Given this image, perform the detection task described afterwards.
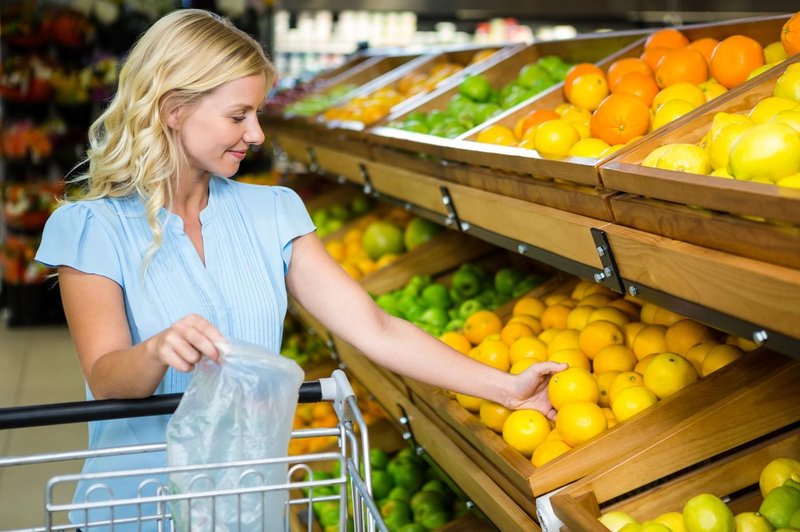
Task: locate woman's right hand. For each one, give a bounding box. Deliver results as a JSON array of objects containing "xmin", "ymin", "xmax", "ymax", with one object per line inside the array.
[{"xmin": 147, "ymin": 314, "xmax": 225, "ymax": 372}]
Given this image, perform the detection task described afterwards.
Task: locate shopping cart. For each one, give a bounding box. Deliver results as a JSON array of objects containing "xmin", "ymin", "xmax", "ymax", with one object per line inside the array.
[{"xmin": 0, "ymin": 369, "xmax": 387, "ymax": 532}]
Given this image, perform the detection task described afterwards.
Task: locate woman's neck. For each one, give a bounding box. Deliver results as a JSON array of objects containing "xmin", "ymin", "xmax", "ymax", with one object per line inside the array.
[{"xmin": 170, "ymin": 174, "xmax": 211, "ymax": 219}]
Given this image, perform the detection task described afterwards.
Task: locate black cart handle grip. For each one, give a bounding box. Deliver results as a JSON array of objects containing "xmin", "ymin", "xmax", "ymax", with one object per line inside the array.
[{"xmin": 0, "ymin": 380, "xmax": 323, "ymax": 430}]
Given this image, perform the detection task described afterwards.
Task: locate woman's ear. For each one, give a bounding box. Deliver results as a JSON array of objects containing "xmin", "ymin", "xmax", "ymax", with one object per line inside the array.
[{"xmin": 165, "ymin": 104, "xmax": 181, "ymax": 130}]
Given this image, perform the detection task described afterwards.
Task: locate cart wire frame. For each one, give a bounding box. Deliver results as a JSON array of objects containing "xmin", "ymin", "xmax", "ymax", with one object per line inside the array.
[{"xmin": 0, "ymin": 369, "xmax": 388, "ymax": 532}]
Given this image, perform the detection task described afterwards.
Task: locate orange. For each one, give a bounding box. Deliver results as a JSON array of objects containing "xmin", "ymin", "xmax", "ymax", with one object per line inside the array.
[
  {"xmin": 510, "ymin": 358, "xmax": 539, "ymax": 375},
  {"xmin": 476, "ymin": 125, "xmax": 517, "ymax": 146},
  {"xmin": 538, "ymin": 328, "xmax": 561, "ymax": 345},
  {"xmin": 455, "ymin": 392, "xmax": 483, "ymax": 412},
  {"xmin": 502, "ymin": 409, "xmax": 551, "ymax": 457},
  {"xmin": 534, "ymin": 119, "xmax": 581, "ymax": 158},
  {"xmin": 640, "ymin": 46, "xmax": 672, "ymax": 71},
  {"xmin": 634, "ymin": 353, "xmax": 658, "ymax": 375},
  {"xmin": 555, "ymin": 401, "xmax": 608, "ymax": 447},
  {"xmin": 474, "ymin": 338, "xmax": 511, "ymax": 372},
  {"xmin": 607, "ymin": 298, "xmax": 641, "ymax": 321},
  {"xmin": 710, "ymin": 35, "xmax": 765, "ymax": 89},
  {"xmin": 701, "ymin": 344, "xmax": 744, "ymax": 376},
  {"xmin": 547, "ymin": 367, "xmax": 600, "ymax": 410},
  {"xmin": 590, "ymin": 93, "xmax": 651, "ymax": 145},
  {"xmin": 685, "ymin": 341, "xmax": 720, "ymax": 373},
  {"xmin": 547, "ymin": 328, "xmax": 581, "ymax": 357},
  {"xmin": 568, "ymin": 73, "xmax": 609, "ymax": 111},
  {"xmin": 507, "ymin": 315, "xmax": 542, "ymax": 335},
  {"xmin": 578, "ymin": 320, "xmax": 625, "ymax": 360},
  {"xmin": 531, "ymin": 439, "xmax": 572, "ymax": 467},
  {"xmin": 664, "ymin": 319, "xmax": 717, "ymax": 356},
  {"xmin": 500, "ymin": 322, "xmax": 536, "ymax": 347},
  {"xmin": 509, "ymin": 336, "xmax": 549, "ymax": 365},
  {"xmin": 688, "ymin": 37, "xmax": 720, "ymax": 63},
  {"xmin": 645, "ymin": 28, "xmax": 690, "ymax": 50},
  {"xmin": 624, "ymin": 321, "xmax": 647, "ymax": 348},
  {"xmin": 655, "ymin": 47, "xmax": 709, "ymax": 88},
  {"xmin": 595, "ymin": 370, "xmax": 622, "ymax": 407},
  {"xmin": 513, "ymin": 296, "xmax": 547, "ymax": 318},
  {"xmin": 544, "ymin": 293, "xmax": 573, "ymax": 306},
  {"xmin": 545, "ymin": 427, "xmax": 564, "ymax": 442},
  {"xmin": 783, "ymin": 12, "xmax": 800, "ymax": 56},
  {"xmin": 463, "ymin": 310, "xmax": 503, "ymax": 344},
  {"xmin": 540, "ymin": 304, "xmax": 572, "ymax": 330},
  {"xmin": 564, "ymin": 63, "xmax": 605, "ymax": 99},
  {"xmin": 519, "ymin": 109, "xmax": 562, "ymax": 139},
  {"xmin": 607, "ymin": 58, "xmax": 654, "ymax": 90},
  {"xmin": 613, "ymin": 71, "xmax": 660, "ymax": 106},
  {"xmin": 631, "ymin": 324, "xmax": 668, "ymax": 360},
  {"xmin": 439, "ymin": 331, "xmax": 473, "ymax": 355},
  {"xmin": 587, "ymin": 307, "xmax": 632, "ymax": 328},
  {"xmin": 651, "ymin": 306, "xmax": 685, "ymax": 327},
  {"xmin": 566, "ymin": 305, "xmax": 596, "ymax": 331},
  {"xmin": 642, "ymin": 352, "xmax": 698, "ymax": 398},
  {"xmin": 479, "ymin": 400, "xmax": 512, "ymax": 433},
  {"xmin": 601, "ymin": 407, "xmax": 618, "ymax": 428},
  {"xmin": 570, "ymin": 280, "xmax": 594, "ymax": 300},
  {"xmin": 639, "ymin": 302, "xmax": 659, "ymax": 324},
  {"xmin": 548, "ymin": 348, "xmax": 592, "ymax": 371},
  {"xmin": 611, "ymin": 385, "xmax": 658, "ymax": 422},
  {"xmin": 578, "ymin": 294, "xmax": 614, "ymax": 308},
  {"xmin": 608, "ymin": 371, "xmax": 645, "ymax": 405},
  {"xmin": 593, "ymin": 344, "xmax": 637, "ymax": 374}
]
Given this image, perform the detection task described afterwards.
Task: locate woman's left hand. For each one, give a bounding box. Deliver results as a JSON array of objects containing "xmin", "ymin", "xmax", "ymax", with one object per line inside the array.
[{"xmin": 505, "ymin": 361, "xmax": 568, "ymax": 421}]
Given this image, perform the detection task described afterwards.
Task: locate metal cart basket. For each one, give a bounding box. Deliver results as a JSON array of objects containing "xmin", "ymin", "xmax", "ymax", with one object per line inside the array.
[{"xmin": 0, "ymin": 369, "xmax": 387, "ymax": 532}]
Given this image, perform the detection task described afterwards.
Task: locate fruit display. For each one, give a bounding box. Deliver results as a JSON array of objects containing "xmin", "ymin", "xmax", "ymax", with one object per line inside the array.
[
  {"xmin": 321, "ymin": 48, "xmax": 502, "ymax": 127},
  {"xmin": 309, "ymin": 194, "xmax": 375, "ymax": 238},
  {"xmin": 285, "ymin": 83, "xmax": 358, "ymax": 117},
  {"xmin": 389, "ymin": 56, "xmax": 573, "ymax": 139},
  {"xmin": 280, "ymin": 313, "xmax": 331, "ymax": 369}
]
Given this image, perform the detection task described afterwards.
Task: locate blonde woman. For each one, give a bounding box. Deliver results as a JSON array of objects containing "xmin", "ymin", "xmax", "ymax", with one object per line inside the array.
[{"xmin": 36, "ymin": 8, "xmax": 565, "ymax": 529}]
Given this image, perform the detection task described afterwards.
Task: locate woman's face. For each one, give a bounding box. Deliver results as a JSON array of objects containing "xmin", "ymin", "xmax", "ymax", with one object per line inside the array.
[{"xmin": 172, "ymin": 74, "xmax": 267, "ymax": 180}]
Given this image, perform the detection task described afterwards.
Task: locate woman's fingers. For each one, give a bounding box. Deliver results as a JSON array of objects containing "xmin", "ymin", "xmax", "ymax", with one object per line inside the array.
[{"xmin": 156, "ymin": 315, "xmax": 225, "ymax": 370}]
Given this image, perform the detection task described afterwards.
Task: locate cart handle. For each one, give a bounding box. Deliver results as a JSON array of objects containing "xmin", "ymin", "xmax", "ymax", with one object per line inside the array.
[{"xmin": 0, "ymin": 380, "xmax": 324, "ymax": 430}]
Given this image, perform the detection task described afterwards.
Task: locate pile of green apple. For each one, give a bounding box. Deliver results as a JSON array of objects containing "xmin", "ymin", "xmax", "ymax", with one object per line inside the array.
[
  {"xmin": 391, "ymin": 55, "xmax": 573, "ymax": 138},
  {"xmin": 374, "ymin": 264, "xmax": 544, "ymax": 337},
  {"xmin": 285, "ymin": 84, "xmax": 357, "ymax": 117},
  {"xmin": 310, "ymin": 195, "xmax": 374, "ymax": 238}
]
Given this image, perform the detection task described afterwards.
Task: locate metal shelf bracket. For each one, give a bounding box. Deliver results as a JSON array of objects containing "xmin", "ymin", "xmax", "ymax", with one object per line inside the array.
[
  {"xmin": 590, "ymin": 228, "xmax": 625, "ymax": 294},
  {"xmin": 325, "ymin": 335, "xmax": 346, "ymax": 370},
  {"xmin": 306, "ymin": 146, "xmax": 320, "ymax": 174},
  {"xmin": 359, "ymin": 163, "xmax": 379, "ymax": 198},
  {"xmin": 439, "ymin": 186, "xmax": 466, "ymax": 231}
]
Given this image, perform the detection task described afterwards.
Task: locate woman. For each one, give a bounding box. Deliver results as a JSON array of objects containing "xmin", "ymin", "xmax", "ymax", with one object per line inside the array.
[{"xmin": 36, "ymin": 8, "xmax": 565, "ymax": 529}]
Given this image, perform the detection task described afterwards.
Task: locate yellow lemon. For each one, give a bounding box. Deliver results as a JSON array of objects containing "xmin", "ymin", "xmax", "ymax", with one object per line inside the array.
[
  {"xmin": 568, "ymin": 137, "xmax": 611, "ymax": 158},
  {"xmin": 765, "ymin": 41, "xmax": 790, "ymax": 63},
  {"xmin": 653, "ymin": 512, "xmax": 688, "ymax": 532},
  {"xmin": 598, "ymin": 511, "xmax": 638, "ymax": 532},
  {"xmin": 631, "ymin": 324, "xmax": 668, "ymax": 360},
  {"xmin": 509, "ymin": 336, "xmax": 548, "ymax": 365},
  {"xmin": 728, "ymin": 123, "xmax": 800, "ymax": 182},
  {"xmin": 531, "ymin": 439, "xmax": 572, "ymax": 467},
  {"xmin": 548, "ymin": 348, "xmax": 592, "ymax": 371},
  {"xmin": 708, "ymin": 123, "xmax": 752, "ymax": 170},
  {"xmin": 774, "ymin": 71, "xmax": 800, "ymax": 102},
  {"xmin": 624, "ymin": 322, "xmax": 647, "ymax": 349},
  {"xmin": 643, "ymin": 143, "xmax": 711, "ymax": 174},
  {"xmin": 534, "ymin": 119, "xmax": 582, "ymax": 159},
  {"xmin": 547, "ymin": 367, "xmax": 600, "ymax": 410},
  {"xmin": 579, "ymin": 320, "xmax": 625, "ymax": 360},
  {"xmin": 547, "ymin": 328, "xmax": 581, "ymax": 357},
  {"xmin": 611, "ymin": 385, "xmax": 658, "ymax": 422},
  {"xmin": 701, "ymin": 344, "xmax": 744, "ymax": 376},
  {"xmin": 651, "ymin": 100, "xmax": 696, "ymax": 131},
  {"xmin": 653, "ymin": 82, "xmax": 706, "ymax": 110},
  {"xmin": 698, "ymin": 79, "xmax": 728, "ymax": 102},
  {"xmin": 608, "ymin": 371, "xmax": 644, "ymax": 405},
  {"xmin": 777, "ymin": 173, "xmax": 800, "ymax": 187},
  {"xmin": 664, "ymin": 319, "xmax": 718, "ymax": 356},
  {"xmin": 587, "ymin": 306, "xmax": 631, "ymax": 328},
  {"xmin": 747, "ymin": 62, "xmax": 781, "ymax": 81},
  {"xmin": 567, "ymin": 305, "xmax": 596, "ymax": 331},
  {"xmin": 685, "ymin": 341, "xmax": 720, "ymax": 373},
  {"xmin": 748, "ymin": 96, "xmax": 798, "ymax": 124},
  {"xmin": 455, "ymin": 392, "xmax": 483, "ymax": 412},
  {"xmin": 642, "ymin": 352, "xmax": 699, "ymax": 398},
  {"xmin": 759, "ymin": 457, "xmax": 800, "ymax": 497},
  {"xmin": 595, "ymin": 370, "xmax": 622, "ymax": 407},
  {"xmin": 479, "ymin": 400, "xmax": 512, "ymax": 433},
  {"xmin": 770, "ymin": 109, "xmax": 800, "ymax": 134},
  {"xmin": 502, "ymin": 409, "xmax": 551, "ymax": 457},
  {"xmin": 593, "ymin": 344, "xmax": 638, "ymax": 374},
  {"xmin": 512, "ymin": 296, "xmax": 547, "ymax": 318},
  {"xmin": 556, "ymin": 401, "xmax": 608, "ymax": 446}
]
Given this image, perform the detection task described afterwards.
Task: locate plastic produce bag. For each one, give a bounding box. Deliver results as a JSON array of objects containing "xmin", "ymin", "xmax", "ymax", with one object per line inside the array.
[{"xmin": 166, "ymin": 340, "xmax": 304, "ymax": 531}]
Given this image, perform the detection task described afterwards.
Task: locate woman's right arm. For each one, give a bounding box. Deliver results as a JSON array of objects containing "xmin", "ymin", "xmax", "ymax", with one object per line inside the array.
[{"xmin": 58, "ymin": 266, "xmax": 224, "ymax": 399}]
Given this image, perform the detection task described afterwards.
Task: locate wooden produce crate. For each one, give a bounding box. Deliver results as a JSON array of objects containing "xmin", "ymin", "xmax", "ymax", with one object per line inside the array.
[
  {"xmin": 437, "ymin": 14, "xmax": 789, "ymax": 189},
  {"xmin": 610, "ymin": 193, "xmax": 800, "ymax": 270},
  {"xmin": 550, "ymin": 425, "xmax": 800, "ymax": 531},
  {"xmin": 600, "ymin": 42, "xmax": 800, "ymax": 227},
  {"xmin": 365, "ymin": 30, "xmax": 647, "ymax": 180}
]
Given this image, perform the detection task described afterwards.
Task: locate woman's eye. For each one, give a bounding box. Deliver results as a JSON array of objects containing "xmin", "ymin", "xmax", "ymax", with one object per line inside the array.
[{"xmin": 232, "ymin": 116, "xmax": 245, "ymax": 123}]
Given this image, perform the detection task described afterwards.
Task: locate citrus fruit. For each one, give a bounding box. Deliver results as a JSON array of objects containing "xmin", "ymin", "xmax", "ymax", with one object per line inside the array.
[
  {"xmin": 613, "ymin": 71, "xmax": 660, "ymax": 106},
  {"xmin": 579, "ymin": 320, "xmax": 625, "ymax": 360},
  {"xmin": 463, "ymin": 310, "xmax": 503, "ymax": 345},
  {"xmin": 590, "ymin": 93, "xmax": 651, "ymax": 145},
  {"xmin": 701, "ymin": 344, "xmax": 746, "ymax": 377},
  {"xmin": 642, "ymin": 143, "xmax": 711, "ymax": 174},
  {"xmin": 760, "ymin": 484, "xmax": 800, "ymax": 529},
  {"xmin": 403, "ymin": 217, "xmax": 442, "ymax": 250},
  {"xmin": 651, "ymin": 100, "xmax": 697, "ymax": 131},
  {"xmin": 539, "ymin": 328, "xmax": 561, "ymax": 345},
  {"xmin": 567, "ymin": 305, "xmax": 596, "ymax": 330},
  {"xmin": 607, "ymin": 58, "xmax": 654, "ymax": 89},
  {"xmin": 547, "ymin": 366, "xmax": 600, "ymax": 410},
  {"xmin": 455, "ymin": 392, "xmax": 482, "ymax": 412},
  {"xmin": 518, "ymin": 109, "xmax": 562, "ymax": 138},
  {"xmin": 548, "ymin": 348, "xmax": 592, "ymax": 371},
  {"xmin": 608, "ymin": 371, "xmax": 645, "ymax": 405},
  {"xmin": 749, "ymin": 97, "xmax": 799, "ymax": 124},
  {"xmin": 665, "ymin": 319, "xmax": 717, "ymax": 356},
  {"xmin": 632, "ymin": 324, "xmax": 668, "ymax": 360},
  {"xmin": 439, "ymin": 331, "xmax": 472, "ymax": 355},
  {"xmin": 479, "ymin": 400, "xmax": 512, "ymax": 433},
  {"xmin": 729, "ymin": 123, "xmax": 800, "ymax": 182},
  {"xmin": 534, "ymin": 119, "xmax": 581, "ymax": 158},
  {"xmin": 634, "ymin": 353, "xmax": 658, "ymax": 375},
  {"xmin": 655, "ymin": 47, "xmax": 709, "ymax": 88},
  {"xmin": 773, "ymin": 71, "xmax": 800, "ymax": 103},
  {"xmin": 594, "ymin": 344, "xmax": 638, "ymax": 374},
  {"xmin": 564, "ymin": 63, "xmax": 605, "ymax": 99},
  {"xmin": 708, "ymin": 123, "xmax": 752, "ymax": 171},
  {"xmin": 642, "ymin": 352, "xmax": 698, "ymax": 398},
  {"xmin": 684, "ymin": 341, "xmax": 720, "ymax": 373},
  {"xmin": 688, "ymin": 37, "xmax": 720, "ymax": 63},
  {"xmin": 734, "ymin": 511, "xmax": 774, "ymax": 532},
  {"xmin": 473, "ymin": 338, "xmax": 511, "ymax": 371},
  {"xmin": 513, "ymin": 296, "xmax": 546, "ymax": 318},
  {"xmin": 646, "ymin": 28, "xmax": 690, "ymax": 50},
  {"xmin": 502, "ymin": 409, "xmax": 551, "ymax": 456},
  {"xmin": 500, "ymin": 322, "xmax": 536, "ymax": 347},
  {"xmin": 556, "ymin": 401, "xmax": 608, "ymax": 446},
  {"xmin": 771, "ymin": 110, "xmax": 800, "ymax": 134},
  {"xmin": 611, "ymin": 385, "xmax": 658, "ymax": 421},
  {"xmin": 683, "ymin": 493, "xmax": 735, "ymax": 532},
  {"xmin": 510, "ymin": 358, "xmax": 539, "ymax": 375},
  {"xmin": 710, "ymin": 35, "xmax": 766, "ymax": 89},
  {"xmin": 625, "ymin": 322, "xmax": 648, "ymax": 348},
  {"xmin": 476, "ymin": 124, "xmax": 517, "ymax": 146},
  {"xmin": 569, "ymin": 138, "xmax": 611, "ymax": 159},
  {"xmin": 765, "ymin": 41, "xmax": 789, "ymax": 63},
  {"xmin": 653, "ymin": 82, "xmax": 707, "ymax": 110},
  {"xmin": 599, "ymin": 511, "xmax": 638, "ymax": 532},
  {"xmin": 596, "ymin": 370, "xmax": 622, "ymax": 407},
  {"xmin": 362, "ymin": 221, "xmax": 405, "ymax": 260},
  {"xmin": 782, "ymin": 12, "xmax": 800, "ymax": 56},
  {"xmin": 531, "ymin": 439, "xmax": 572, "ymax": 467},
  {"xmin": 699, "ymin": 79, "xmax": 729, "ymax": 101},
  {"xmin": 760, "ymin": 457, "xmax": 800, "ymax": 497},
  {"xmin": 601, "ymin": 406, "xmax": 618, "ymax": 428},
  {"xmin": 653, "ymin": 511, "xmax": 688, "ymax": 532},
  {"xmin": 588, "ymin": 307, "xmax": 632, "ymax": 328},
  {"xmin": 641, "ymin": 46, "xmax": 672, "ymax": 72},
  {"xmin": 547, "ymin": 328, "xmax": 582, "ymax": 356},
  {"xmin": 568, "ymin": 73, "xmax": 610, "ymax": 111},
  {"xmin": 652, "ymin": 306, "xmax": 685, "ymax": 327}
]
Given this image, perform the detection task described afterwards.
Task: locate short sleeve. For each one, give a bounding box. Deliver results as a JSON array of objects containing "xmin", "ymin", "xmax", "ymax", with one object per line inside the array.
[
  {"xmin": 272, "ymin": 186, "xmax": 316, "ymax": 274},
  {"xmin": 35, "ymin": 202, "xmax": 123, "ymax": 285}
]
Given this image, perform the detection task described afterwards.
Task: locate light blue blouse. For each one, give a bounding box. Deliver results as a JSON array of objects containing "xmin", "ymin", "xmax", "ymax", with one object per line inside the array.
[{"xmin": 35, "ymin": 176, "xmax": 315, "ymax": 529}]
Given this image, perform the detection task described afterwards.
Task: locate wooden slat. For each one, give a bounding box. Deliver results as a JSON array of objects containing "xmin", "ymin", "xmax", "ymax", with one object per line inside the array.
[
  {"xmin": 362, "ymin": 160, "xmax": 452, "ymax": 215},
  {"xmin": 446, "ymin": 183, "xmax": 607, "ymax": 269},
  {"xmin": 314, "ymin": 144, "xmax": 370, "ymax": 183},
  {"xmin": 610, "ymin": 194, "xmax": 800, "ymax": 270},
  {"xmin": 551, "ymin": 490, "xmax": 604, "ymax": 532},
  {"xmin": 604, "ymin": 224, "xmax": 800, "ymax": 339}
]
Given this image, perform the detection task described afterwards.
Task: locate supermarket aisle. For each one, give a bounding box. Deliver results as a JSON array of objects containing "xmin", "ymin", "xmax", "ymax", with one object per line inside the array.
[{"xmin": 0, "ymin": 324, "xmax": 87, "ymax": 528}]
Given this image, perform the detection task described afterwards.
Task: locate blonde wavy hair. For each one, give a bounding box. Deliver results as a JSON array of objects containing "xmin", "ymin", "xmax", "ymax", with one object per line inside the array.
[{"xmin": 69, "ymin": 9, "xmax": 276, "ymax": 269}]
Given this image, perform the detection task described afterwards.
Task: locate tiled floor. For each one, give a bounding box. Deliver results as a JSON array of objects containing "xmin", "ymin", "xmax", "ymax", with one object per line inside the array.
[{"xmin": 0, "ymin": 323, "xmax": 87, "ymax": 529}]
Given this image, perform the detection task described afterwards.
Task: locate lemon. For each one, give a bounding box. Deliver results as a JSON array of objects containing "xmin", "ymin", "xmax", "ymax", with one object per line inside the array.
[
  {"xmin": 747, "ymin": 62, "xmax": 781, "ymax": 81},
  {"xmin": 774, "ymin": 71, "xmax": 800, "ymax": 102},
  {"xmin": 555, "ymin": 401, "xmax": 607, "ymax": 446},
  {"xmin": 665, "ymin": 319, "xmax": 717, "ymax": 356},
  {"xmin": 760, "ymin": 458, "xmax": 800, "ymax": 497},
  {"xmin": 705, "ymin": 112, "xmax": 753, "ymax": 148},
  {"xmin": 643, "ymin": 143, "xmax": 712, "ymax": 174},
  {"xmin": 748, "ymin": 97, "xmax": 799, "ymax": 124},
  {"xmin": 569, "ymin": 137, "xmax": 611, "ymax": 158},
  {"xmin": 765, "ymin": 41, "xmax": 790, "ymax": 63},
  {"xmin": 653, "ymin": 511, "xmax": 687, "ymax": 532},
  {"xmin": 502, "ymin": 409, "xmax": 551, "ymax": 457},
  {"xmin": 652, "ymin": 99, "xmax": 697, "ymax": 131},
  {"xmin": 698, "ymin": 79, "xmax": 728, "ymax": 102},
  {"xmin": 567, "ymin": 305, "xmax": 596, "ymax": 330},
  {"xmin": 770, "ymin": 110, "xmax": 800, "ymax": 134},
  {"xmin": 608, "ymin": 371, "xmax": 644, "ymax": 405},
  {"xmin": 701, "ymin": 344, "xmax": 744, "ymax": 376},
  {"xmin": 643, "ymin": 352, "xmax": 698, "ymax": 398},
  {"xmin": 734, "ymin": 511, "xmax": 777, "ymax": 532},
  {"xmin": 708, "ymin": 123, "xmax": 752, "ymax": 170},
  {"xmin": 531, "ymin": 439, "xmax": 572, "ymax": 467},
  {"xmin": 598, "ymin": 511, "xmax": 638, "ymax": 531},
  {"xmin": 611, "ymin": 385, "xmax": 658, "ymax": 422},
  {"xmin": 728, "ymin": 123, "xmax": 800, "ymax": 182},
  {"xmin": 760, "ymin": 484, "xmax": 800, "ymax": 529},
  {"xmin": 683, "ymin": 493, "xmax": 735, "ymax": 532},
  {"xmin": 778, "ymin": 174, "xmax": 800, "ymax": 188},
  {"xmin": 479, "ymin": 400, "xmax": 512, "ymax": 433},
  {"xmin": 711, "ymin": 167, "xmax": 734, "ymax": 178},
  {"xmin": 534, "ymin": 119, "xmax": 581, "ymax": 158},
  {"xmin": 653, "ymin": 82, "xmax": 706, "ymax": 110},
  {"xmin": 579, "ymin": 320, "xmax": 625, "ymax": 360}
]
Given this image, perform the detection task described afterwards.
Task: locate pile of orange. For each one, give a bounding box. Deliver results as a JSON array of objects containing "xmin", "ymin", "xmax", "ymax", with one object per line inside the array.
[{"xmin": 439, "ymin": 278, "xmax": 755, "ymax": 467}]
